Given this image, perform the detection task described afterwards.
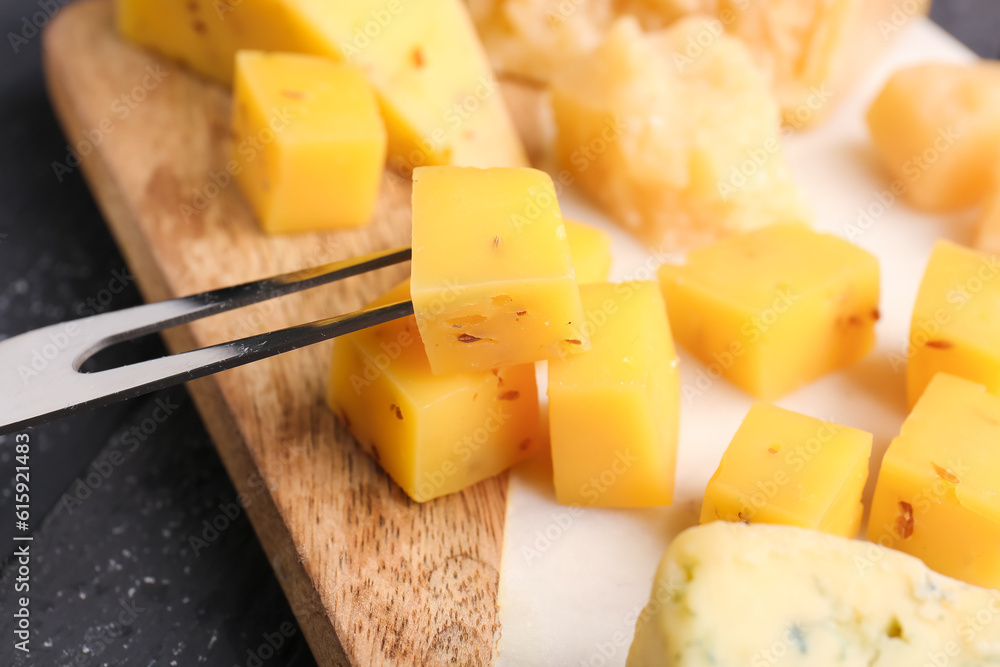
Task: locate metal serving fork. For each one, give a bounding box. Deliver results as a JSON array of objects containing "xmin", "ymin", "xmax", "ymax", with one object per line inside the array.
[{"xmin": 0, "ymin": 246, "xmax": 413, "ymax": 435}]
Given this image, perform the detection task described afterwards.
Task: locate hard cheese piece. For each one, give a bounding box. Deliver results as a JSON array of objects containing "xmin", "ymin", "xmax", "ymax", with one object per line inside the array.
[
  {"xmin": 627, "ymin": 521, "xmax": 1000, "ymax": 667},
  {"xmin": 716, "ymin": 0, "xmax": 930, "ymax": 128},
  {"xmin": 116, "ymin": 0, "xmax": 298, "ymax": 82},
  {"xmin": 410, "ymin": 166, "xmax": 588, "ymax": 375},
  {"xmin": 659, "ymin": 224, "xmax": 879, "ymax": 400},
  {"xmin": 116, "ymin": 0, "xmax": 526, "ymax": 170},
  {"xmin": 906, "ymin": 240, "xmax": 1000, "ymax": 408},
  {"xmin": 548, "ymin": 281, "xmax": 679, "ymax": 507},
  {"xmin": 232, "ymin": 51, "xmax": 385, "ymax": 233},
  {"xmin": 327, "ymin": 281, "xmax": 540, "ymax": 503},
  {"xmin": 868, "ymin": 63, "xmax": 1000, "ymax": 212},
  {"xmin": 701, "ymin": 403, "xmax": 872, "ymax": 537},
  {"xmin": 868, "ymin": 373, "xmax": 1000, "ymax": 589},
  {"xmin": 550, "ymin": 17, "xmax": 809, "ymax": 250},
  {"xmin": 564, "ymin": 219, "xmax": 613, "ymax": 284},
  {"xmin": 471, "ymin": 0, "xmax": 928, "ymax": 127}
]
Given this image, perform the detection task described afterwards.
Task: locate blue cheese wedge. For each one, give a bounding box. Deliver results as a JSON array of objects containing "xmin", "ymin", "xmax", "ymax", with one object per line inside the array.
[{"xmin": 628, "ymin": 522, "xmax": 1000, "ymax": 666}]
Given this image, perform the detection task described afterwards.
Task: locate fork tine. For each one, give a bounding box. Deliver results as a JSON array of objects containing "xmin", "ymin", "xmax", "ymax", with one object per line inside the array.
[
  {"xmin": 0, "ymin": 300, "xmax": 413, "ymax": 434},
  {"xmin": 0, "ymin": 245, "xmax": 412, "ymax": 433}
]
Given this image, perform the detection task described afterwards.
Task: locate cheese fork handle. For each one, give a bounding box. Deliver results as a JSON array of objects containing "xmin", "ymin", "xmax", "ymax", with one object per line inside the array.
[{"xmin": 0, "ymin": 246, "xmax": 412, "ymax": 434}]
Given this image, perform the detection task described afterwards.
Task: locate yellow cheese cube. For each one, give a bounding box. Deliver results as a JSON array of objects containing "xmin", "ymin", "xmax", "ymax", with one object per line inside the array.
[
  {"xmin": 550, "ymin": 17, "xmax": 809, "ymax": 250},
  {"xmin": 868, "ymin": 63, "xmax": 1000, "ymax": 212},
  {"xmin": 231, "ymin": 51, "xmax": 385, "ymax": 233},
  {"xmin": 327, "ymin": 281, "xmax": 541, "ymax": 503},
  {"xmin": 410, "ymin": 166, "xmax": 588, "ymax": 375},
  {"xmin": 659, "ymin": 224, "xmax": 880, "ymax": 400},
  {"xmin": 564, "ymin": 219, "xmax": 613, "ymax": 284},
  {"xmin": 906, "ymin": 240, "xmax": 1000, "ymax": 408},
  {"xmin": 116, "ymin": 0, "xmax": 526, "ymax": 170},
  {"xmin": 868, "ymin": 373, "xmax": 1000, "ymax": 588},
  {"xmin": 548, "ymin": 281, "xmax": 679, "ymax": 507},
  {"xmin": 701, "ymin": 403, "xmax": 872, "ymax": 537}
]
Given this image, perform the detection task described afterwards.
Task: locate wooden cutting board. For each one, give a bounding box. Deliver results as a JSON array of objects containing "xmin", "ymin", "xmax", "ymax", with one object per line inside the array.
[{"xmin": 42, "ymin": 1, "xmax": 546, "ymax": 663}]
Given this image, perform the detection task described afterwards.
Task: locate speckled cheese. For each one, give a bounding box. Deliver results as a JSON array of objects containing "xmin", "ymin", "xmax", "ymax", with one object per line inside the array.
[{"xmin": 628, "ymin": 522, "xmax": 1000, "ymax": 667}]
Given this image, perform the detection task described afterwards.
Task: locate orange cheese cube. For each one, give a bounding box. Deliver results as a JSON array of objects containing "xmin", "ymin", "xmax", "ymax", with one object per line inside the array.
[
  {"xmin": 232, "ymin": 51, "xmax": 385, "ymax": 233},
  {"xmin": 867, "ymin": 63, "xmax": 1000, "ymax": 212},
  {"xmin": 659, "ymin": 224, "xmax": 879, "ymax": 400},
  {"xmin": 548, "ymin": 281, "xmax": 679, "ymax": 507},
  {"xmin": 701, "ymin": 403, "xmax": 872, "ymax": 537},
  {"xmin": 328, "ymin": 281, "xmax": 541, "ymax": 502},
  {"xmin": 906, "ymin": 239, "xmax": 1000, "ymax": 408},
  {"xmin": 868, "ymin": 373, "xmax": 1000, "ymax": 588},
  {"xmin": 410, "ymin": 166, "xmax": 588, "ymax": 374}
]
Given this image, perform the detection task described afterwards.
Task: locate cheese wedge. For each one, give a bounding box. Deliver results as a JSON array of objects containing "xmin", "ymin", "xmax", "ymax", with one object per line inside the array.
[
  {"xmin": 628, "ymin": 522, "xmax": 1000, "ymax": 667},
  {"xmin": 116, "ymin": 0, "xmax": 526, "ymax": 170}
]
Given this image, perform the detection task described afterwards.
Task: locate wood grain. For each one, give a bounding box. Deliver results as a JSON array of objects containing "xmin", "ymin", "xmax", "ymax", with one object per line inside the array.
[{"xmin": 42, "ymin": 1, "xmax": 515, "ymax": 663}]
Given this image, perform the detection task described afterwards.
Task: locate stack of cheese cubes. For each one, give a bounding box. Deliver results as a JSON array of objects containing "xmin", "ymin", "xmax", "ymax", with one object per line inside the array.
[{"xmin": 329, "ymin": 166, "xmax": 677, "ymax": 504}]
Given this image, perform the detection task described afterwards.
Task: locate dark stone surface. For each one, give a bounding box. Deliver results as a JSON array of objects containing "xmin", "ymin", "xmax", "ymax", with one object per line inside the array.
[
  {"xmin": 0, "ymin": 0, "xmax": 317, "ymax": 664},
  {"xmin": 0, "ymin": 389, "xmax": 315, "ymax": 666},
  {"xmin": 930, "ymin": 0, "xmax": 1000, "ymax": 58},
  {"xmin": 0, "ymin": 0, "xmax": 993, "ymax": 665}
]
